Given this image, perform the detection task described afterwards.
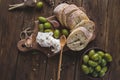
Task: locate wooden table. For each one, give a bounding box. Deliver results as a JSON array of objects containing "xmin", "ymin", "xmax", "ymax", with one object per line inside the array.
[{"xmin": 0, "ymin": 0, "xmax": 120, "ymax": 80}]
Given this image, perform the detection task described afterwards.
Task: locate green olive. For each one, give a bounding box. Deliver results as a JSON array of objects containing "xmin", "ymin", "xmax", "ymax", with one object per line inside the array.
[
  {"xmin": 83, "ymin": 55, "xmax": 89, "ymax": 64},
  {"xmin": 95, "ymin": 65, "xmax": 101, "ymax": 72},
  {"xmin": 81, "ymin": 65, "xmax": 89, "ymax": 74},
  {"xmin": 91, "ymin": 54, "xmax": 99, "ymax": 61},
  {"xmin": 89, "ymin": 67, "xmax": 94, "ymax": 73},
  {"xmin": 88, "ymin": 50, "xmax": 95, "ymax": 58},
  {"xmin": 44, "ymin": 22, "xmax": 52, "ymax": 29},
  {"xmin": 92, "ymin": 71, "xmax": 98, "ymax": 77},
  {"xmin": 98, "ymin": 56, "xmax": 102, "ymax": 64},
  {"xmin": 53, "ymin": 29, "xmax": 60, "ymax": 39},
  {"xmin": 38, "ymin": 16, "xmax": 47, "ymax": 23},
  {"xmin": 102, "ymin": 66, "xmax": 108, "ymax": 73},
  {"xmin": 36, "ymin": 1, "xmax": 43, "ymax": 9},
  {"xmin": 101, "ymin": 59, "xmax": 107, "ymax": 67},
  {"xmin": 62, "ymin": 29, "xmax": 69, "ymax": 37},
  {"xmin": 38, "ymin": 24, "xmax": 44, "ymax": 32},
  {"xmin": 104, "ymin": 53, "xmax": 112, "ymax": 62},
  {"xmin": 97, "ymin": 51, "xmax": 105, "ymax": 57},
  {"xmin": 99, "ymin": 70, "xmax": 105, "ymax": 77},
  {"xmin": 44, "ymin": 29, "xmax": 53, "ymax": 33},
  {"xmin": 88, "ymin": 60, "xmax": 98, "ymax": 67}
]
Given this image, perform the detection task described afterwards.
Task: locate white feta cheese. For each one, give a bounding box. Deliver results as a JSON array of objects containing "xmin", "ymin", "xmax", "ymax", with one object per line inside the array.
[{"xmin": 36, "ymin": 32, "xmax": 61, "ymax": 53}]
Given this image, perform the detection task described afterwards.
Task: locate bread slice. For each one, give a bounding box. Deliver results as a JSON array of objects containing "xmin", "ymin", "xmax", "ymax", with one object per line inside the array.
[
  {"xmin": 67, "ymin": 27, "xmax": 93, "ymax": 51},
  {"xmin": 62, "ymin": 4, "xmax": 79, "ymax": 27},
  {"xmin": 54, "ymin": 3, "xmax": 69, "ymax": 25},
  {"xmin": 66, "ymin": 9, "xmax": 89, "ymax": 29},
  {"xmin": 74, "ymin": 20, "xmax": 95, "ymax": 33}
]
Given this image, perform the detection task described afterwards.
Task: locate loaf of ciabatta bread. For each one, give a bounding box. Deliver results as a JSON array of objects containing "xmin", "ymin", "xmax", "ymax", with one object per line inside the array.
[{"xmin": 54, "ymin": 3, "xmax": 96, "ymax": 51}]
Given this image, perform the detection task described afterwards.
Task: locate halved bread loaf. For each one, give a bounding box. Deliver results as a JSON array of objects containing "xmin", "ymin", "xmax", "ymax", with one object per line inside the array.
[
  {"xmin": 66, "ymin": 9, "xmax": 89, "ymax": 29},
  {"xmin": 54, "ymin": 3, "xmax": 69, "ymax": 25},
  {"xmin": 67, "ymin": 27, "xmax": 93, "ymax": 51},
  {"xmin": 62, "ymin": 4, "xmax": 79, "ymax": 27},
  {"xmin": 73, "ymin": 20, "xmax": 95, "ymax": 33}
]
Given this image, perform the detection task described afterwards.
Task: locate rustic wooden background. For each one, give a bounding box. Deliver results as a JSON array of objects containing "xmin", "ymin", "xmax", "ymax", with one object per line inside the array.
[{"xmin": 0, "ymin": 0, "xmax": 120, "ymax": 80}]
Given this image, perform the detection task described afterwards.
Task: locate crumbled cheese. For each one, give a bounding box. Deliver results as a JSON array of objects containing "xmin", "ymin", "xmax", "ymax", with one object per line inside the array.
[{"xmin": 36, "ymin": 32, "xmax": 61, "ymax": 53}]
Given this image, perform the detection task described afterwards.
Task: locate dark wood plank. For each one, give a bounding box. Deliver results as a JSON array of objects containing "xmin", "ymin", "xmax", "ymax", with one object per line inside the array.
[
  {"xmin": 44, "ymin": 56, "xmax": 59, "ymax": 80},
  {"xmin": 106, "ymin": 0, "xmax": 120, "ymax": 80},
  {"xmin": 60, "ymin": 52, "xmax": 77, "ymax": 80},
  {"xmin": 15, "ymin": 0, "xmax": 50, "ymax": 80},
  {"xmin": 0, "ymin": 0, "xmax": 24, "ymax": 80},
  {"xmin": 15, "ymin": 53, "xmax": 47, "ymax": 80}
]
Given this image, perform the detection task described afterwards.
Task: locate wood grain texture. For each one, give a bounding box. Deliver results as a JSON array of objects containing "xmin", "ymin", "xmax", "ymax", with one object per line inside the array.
[{"xmin": 0, "ymin": 0, "xmax": 120, "ymax": 80}]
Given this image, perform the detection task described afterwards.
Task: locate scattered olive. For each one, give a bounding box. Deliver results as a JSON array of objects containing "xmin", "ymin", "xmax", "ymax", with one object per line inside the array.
[
  {"xmin": 102, "ymin": 66, "xmax": 108, "ymax": 73},
  {"xmin": 88, "ymin": 60, "xmax": 98, "ymax": 67},
  {"xmin": 104, "ymin": 53, "xmax": 112, "ymax": 62},
  {"xmin": 98, "ymin": 56, "xmax": 102, "ymax": 64},
  {"xmin": 38, "ymin": 24, "xmax": 44, "ymax": 32},
  {"xmin": 82, "ymin": 65, "xmax": 90, "ymax": 74},
  {"xmin": 62, "ymin": 29, "xmax": 69, "ymax": 37},
  {"xmin": 37, "ymin": 16, "xmax": 70, "ymax": 39},
  {"xmin": 88, "ymin": 50, "xmax": 95, "ymax": 58},
  {"xmin": 97, "ymin": 51, "xmax": 105, "ymax": 57},
  {"xmin": 95, "ymin": 65, "xmax": 101, "ymax": 72},
  {"xmin": 99, "ymin": 70, "xmax": 105, "ymax": 77},
  {"xmin": 44, "ymin": 29, "xmax": 53, "ymax": 32},
  {"xmin": 101, "ymin": 59, "xmax": 107, "ymax": 67},
  {"xmin": 36, "ymin": 1, "xmax": 43, "ymax": 9},
  {"xmin": 91, "ymin": 54, "xmax": 99, "ymax": 61},
  {"xmin": 44, "ymin": 22, "xmax": 52, "ymax": 29},
  {"xmin": 83, "ymin": 55, "xmax": 89, "ymax": 64},
  {"xmin": 38, "ymin": 16, "xmax": 47, "ymax": 23},
  {"xmin": 53, "ymin": 29, "xmax": 60, "ymax": 39}
]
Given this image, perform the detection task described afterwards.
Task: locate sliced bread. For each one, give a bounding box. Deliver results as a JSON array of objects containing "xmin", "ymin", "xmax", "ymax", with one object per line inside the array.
[
  {"xmin": 67, "ymin": 27, "xmax": 93, "ymax": 51},
  {"xmin": 66, "ymin": 9, "xmax": 89, "ymax": 29},
  {"xmin": 54, "ymin": 3, "xmax": 69, "ymax": 25},
  {"xmin": 74, "ymin": 20, "xmax": 95, "ymax": 33},
  {"xmin": 62, "ymin": 4, "xmax": 79, "ymax": 27}
]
